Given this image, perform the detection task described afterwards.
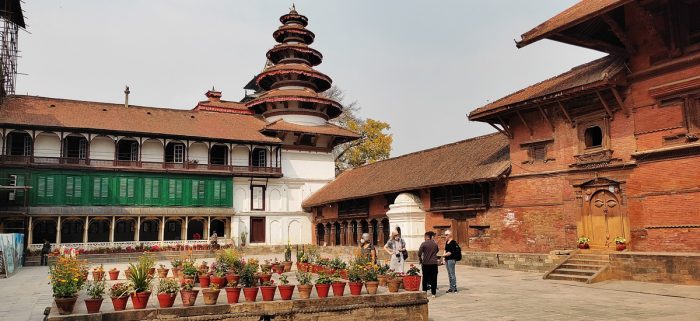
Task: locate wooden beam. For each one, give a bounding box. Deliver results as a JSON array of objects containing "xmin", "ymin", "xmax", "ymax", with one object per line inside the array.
[
  {"xmin": 552, "ymin": 32, "xmax": 627, "ymax": 56},
  {"xmin": 487, "ymin": 121, "xmax": 511, "ymax": 139},
  {"xmin": 611, "ymin": 87, "xmax": 630, "ymax": 117},
  {"xmin": 557, "ymin": 101, "xmax": 574, "ymax": 127},
  {"xmin": 496, "ymin": 115, "xmax": 514, "ymax": 138},
  {"xmin": 538, "ymin": 105, "xmax": 555, "ymax": 131},
  {"xmin": 601, "ymin": 14, "xmax": 635, "ymax": 54},
  {"xmin": 596, "ymin": 91, "xmax": 614, "ymax": 119},
  {"xmin": 515, "ymin": 111, "xmax": 532, "ymax": 137},
  {"xmin": 627, "ymin": 1, "xmax": 670, "ymax": 53}
]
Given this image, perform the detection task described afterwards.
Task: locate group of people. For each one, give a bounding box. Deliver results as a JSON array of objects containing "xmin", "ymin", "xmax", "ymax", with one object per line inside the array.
[{"xmin": 359, "ymin": 229, "xmax": 460, "ymax": 298}]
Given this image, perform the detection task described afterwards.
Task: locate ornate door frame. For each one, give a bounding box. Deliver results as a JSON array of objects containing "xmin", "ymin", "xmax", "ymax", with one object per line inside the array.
[{"xmin": 574, "ymin": 177, "xmax": 630, "ymax": 249}]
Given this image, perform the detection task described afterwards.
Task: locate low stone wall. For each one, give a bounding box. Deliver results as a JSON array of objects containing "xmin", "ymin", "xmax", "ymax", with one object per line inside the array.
[
  {"xmin": 48, "ymin": 292, "xmax": 428, "ymax": 321},
  {"xmin": 610, "ymin": 252, "xmax": 700, "ymax": 285},
  {"xmin": 459, "ymin": 251, "xmax": 569, "ymax": 273}
]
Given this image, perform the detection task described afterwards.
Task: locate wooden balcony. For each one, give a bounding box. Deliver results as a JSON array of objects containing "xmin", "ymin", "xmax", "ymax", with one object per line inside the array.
[
  {"xmin": 429, "ymin": 194, "xmax": 488, "ymax": 211},
  {"xmin": 0, "ymin": 155, "xmax": 283, "ymax": 177}
]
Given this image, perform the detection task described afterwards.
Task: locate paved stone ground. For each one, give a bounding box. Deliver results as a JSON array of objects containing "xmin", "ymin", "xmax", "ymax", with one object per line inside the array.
[{"xmin": 2, "ymin": 258, "xmax": 699, "ymax": 321}]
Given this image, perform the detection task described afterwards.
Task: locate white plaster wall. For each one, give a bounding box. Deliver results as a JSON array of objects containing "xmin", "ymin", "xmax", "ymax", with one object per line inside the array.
[
  {"xmin": 34, "ymin": 133, "xmax": 61, "ymax": 157},
  {"xmin": 189, "ymin": 143, "xmax": 208, "ymax": 164},
  {"xmin": 90, "ymin": 137, "xmax": 114, "ymax": 160},
  {"xmin": 141, "ymin": 140, "xmax": 164, "ymax": 162},
  {"xmin": 281, "ymin": 150, "xmax": 334, "ymax": 180},
  {"xmin": 268, "ymin": 187, "xmax": 283, "ymax": 212},
  {"xmin": 266, "ymin": 114, "xmax": 326, "ymax": 126},
  {"xmin": 231, "ymin": 146, "xmax": 249, "ymax": 166}
]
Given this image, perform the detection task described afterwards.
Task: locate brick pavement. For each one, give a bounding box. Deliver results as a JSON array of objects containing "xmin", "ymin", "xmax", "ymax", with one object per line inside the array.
[{"xmin": 2, "ymin": 258, "xmax": 699, "ymax": 321}]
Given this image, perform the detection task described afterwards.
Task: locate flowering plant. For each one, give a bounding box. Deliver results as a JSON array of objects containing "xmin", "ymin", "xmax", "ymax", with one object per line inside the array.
[
  {"xmin": 377, "ymin": 263, "xmax": 391, "ymax": 275},
  {"xmin": 614, "ymin": 236, "xmax": 626, "ymax": 244},
  {"xmin": 170, "ymin": 258, "xmax": 183, "ymax": 268},
  {"xmin": 577, "ymin": 236, "xmax": 590, "ymax": 244},
  {"xmin": 48, "ymin": 255, "xmax": 88, "ymax": 298},
  {"xmin": 330, "ymin": 257, "xmax": 347, "ymax": 270},
  {"xmin": 315, "ymin": 272, "xmax": 333, "ymax": 285},
  {"xmin": 92, "ymin": 264, "xmax": 104, "ymax": 273},
  {"xmin": 86, "ymin": 279, "xmax": 106, "ymax": 299},
  {"xmin": 347, "ymin": 265, "xmax": 364, "ymax": 283},
  {"xmin": 157, "ymin": 278, "xmax": 179, "ymax": 294},
  {"xmin": 362, "ymin": 263, "xmax": 378, "ymax": 282},
  {"xmin": 109, "ymin": 282, "xmax": 132, "ymax": 298},
  {"xmin": 406, "ymin": 264, "xmax": 421, "ymax": 276},
  {"xmin": 296, "ymin": 270, "xmax": 313, "ymax": 285},
  {"xmin": 316, "ymin": 257, "xmax": 331, "ymax": 267}
]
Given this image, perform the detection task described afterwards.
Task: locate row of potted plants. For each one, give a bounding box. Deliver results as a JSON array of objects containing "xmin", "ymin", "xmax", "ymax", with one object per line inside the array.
[{"xmin": 577, "ymin": 235, "xmax": 627, "ymax": 251}]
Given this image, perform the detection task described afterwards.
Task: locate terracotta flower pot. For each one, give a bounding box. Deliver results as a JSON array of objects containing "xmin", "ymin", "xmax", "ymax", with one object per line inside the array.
[
  {"xmin": 243, "ymin": 287, "xmax": 259, "ymax": 302},
  {"xmin": 339, "ymin": 270, "xmax": 348, "ymax": 280},
  {"xmin": 199, "ymin": 275, "xmax": 210, "ymax": 288},
  {"xmin": 92, "ymin": 271, "xmax": 105, "ymax": 281},
  {"xmin": 260, "ymin": 285, "xmax": 277, "ymax": 301},
  {"xmin": 108, "ymin": 270, "xmax": 120, "ymax": 280},
  {"xmin": 224, "ymin": 287, "xmax": 241, "ymax": 304},
  {"xmin": 226, "ymin": 274, "xmax": 240, "ymax": 286},
  {"xmin": 331, "ymin": 282, "xmax": 346, "ymax": 297},
  {"xmin": 259, "ymin": 273, "xmax": 272, "ymax": 283},
  {"xmin": 110, "ymin": 296, "xmax": 129, "ymax": 311},
  {"xmin": 273, "ymin": 265, "xmax": 285, "ymax": 274},
  {"xmin": 348, "ymin": 282, "xmax": 363, "ymax": 296},
  {"xmin": 278, "ymin": 285, "xmax": 295, "ymax": 300},
  {"xmin": 171, "ymin": 267, "xmax": 180, "ymax": 278},
  {"xmin": 202, "ymin": 289, "xmax": 221, "ymax": 305},
  {"xmin": 180, "ymin": 289, "xmax": 199, "ymax": 307},
  {"xmin": 211, "ymin": 275, "xmax": 226, "ymax": 288},
  {"xmin": 148, "ymin": 268, "xmax": 156, "ymax": 277},
  {"xmin": 315, "ymin": 284, "xmax": 331, "ymax": 298},
  {"xmin": 365, "ymin": 281, "xmax": 379, "ymax": 295},
  {"xmin": 402, "ymin": 275, "xmax": 421, "ymax": 291},
  {"xmin": 578, "ymin": 243, "xmax": 590, "ymax": 249},
  {"xmin": 282, "ymin": 261, "xmax": 293, "ymax": 272},
  {"xmin": 157, "ymin": 268, "xmax": 169, "ymax": 278},
  {"xmin": 297, "ymin": 284, "xmax": 312, "ymax": 299},
  {"xmin": 54, "ymin": 296, "xmax": 78, "ymax": 315},
  {"xmin": 377, "ymin": 275, "xmax": 387, "ymax": 287},
  {"xmin": 387, "ymin": 279, "xmax": 401, "ymax": 293},
  {"xmin": 182, "ymin": 276, "xmax": 194, "ymax": 287},
  {"xmin": 616, "ymin": 243, "xmax": 627, "ymax": 251},
  {"xmin": 131, "ymin": 291, "xmax": 151, "ymax": 309},
  {"xmin": 84, "ymin": 298, "xmax": 103, "ymax": 314},
  {"xmin": 157, "ymin": 293, "xmax": 176, "ymax": 308}
]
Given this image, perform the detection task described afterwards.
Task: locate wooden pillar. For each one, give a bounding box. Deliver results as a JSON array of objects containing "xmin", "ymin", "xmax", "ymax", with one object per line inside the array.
[
  {"xmin": 378, "ymin": 220, "xmax": 385, "ymax": 247},
  {"xmin": 355, "ymin": 221, "xmax": 362, "ymax": 246},
  {"xmin": 83, "ymin": 216, "xmax": 89, "ymax": 246},
  {"xmin": 135, "ymin": 216, "xmax": 140, "ymax": 242},
  {"xmin": 324, "ymin": 224, "xmax": 330, "ymax": 246},
  {"xmin": 110, "ymin": 216, "xmax": 115, "ymax": 243},
  {"xmin": 56, "ymin": 216, "xmax": 62, "ymax": 245},
  {"xmin": 368, "ymin": 220, "xmax": 375, "ymax": 246},
  {"xmin": 330, "ymin": 223, "xmax": 336, "ymax": 246},
  {"xmin": 160, "ymin": 216, "xmax": 165, "ymax": 245},
  {"xmin": 27, "ymin": 216, "xmax": 33, "ymax": 245}
]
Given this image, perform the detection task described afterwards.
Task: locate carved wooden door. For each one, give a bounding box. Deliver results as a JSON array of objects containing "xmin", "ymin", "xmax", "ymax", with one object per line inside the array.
[{"xmin": 588, "ymin": 190, "xmax": 624, "ymax": 248}]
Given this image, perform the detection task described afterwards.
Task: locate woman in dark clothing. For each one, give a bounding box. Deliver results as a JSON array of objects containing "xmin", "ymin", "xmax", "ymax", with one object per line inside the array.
[{"xmin": 41, "ymin": 240, "xmax": 51, "ymax": 266}]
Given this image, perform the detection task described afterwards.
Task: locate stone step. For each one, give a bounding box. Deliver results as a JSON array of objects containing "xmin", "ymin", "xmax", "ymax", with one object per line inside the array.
[
  {"xmin": 571, "ymin": 254, "xmax": 610, "ymax": 260},
  {"xmin": 553, "ymin": 268, "xmax": 598, "ymax": 276},
  {"xmin": 546, "ymin": 273, "xmax": 591, "ymax": 282},
  {"xmin": 561, "ymin": 263, "xmax": 607, "ymax": 270},
  {"xmin": 566, "ymin": 259, "xmax": 609, "ymax": 265}
]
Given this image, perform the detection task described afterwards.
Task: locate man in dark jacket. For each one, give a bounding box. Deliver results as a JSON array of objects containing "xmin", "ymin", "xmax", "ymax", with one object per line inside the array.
[
  {"xmin": 418, "ymin": 231, "xmax": 439, "ymax": 297},
  {"xmin": 41, "ymin": 240, "xmax": 51, "ymax": 266}
]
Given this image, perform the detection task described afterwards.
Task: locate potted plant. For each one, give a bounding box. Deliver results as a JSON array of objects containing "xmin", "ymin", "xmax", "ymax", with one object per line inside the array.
[
  {"xmin": 260, "ymin": 279, "xmax": 277, "ymax": 301},
  {"xmin": 315, "ymin": 272, "xmax": 333, "ymax": 298},
  {"xmin": 296, "ymin": 270, "xmax": 313, "ymax": 299},
  {"xmin": 347, "ymin": 264, "xmax": 364, "ymax": 296},
  {"xmin": 84, "ymin": 279, "xmax": 106, "ymax": 314},
  {"xmin": 377, "ymin": 263, "xmax": 390, "ymax": 287},
  {"xmin": 403, "ymin": 264, "xmax": 421, "ymax": 291},
  {"xmin": 614, "ymin": 236, "xmax": 627, "ymax": 251},
  {"xmin": 578, "ymin": 236, "xmax": 590, "ymax": 249},
  {"xmin": 224, "ymin": 281, "xmax": 242, "ymax": 304},
  {"xmin": 108, "ymin": 282, "xmax": 132, "ymax": 311},
  {"xmin": 157, "ymin": 264, "xmax": 169, "ymax": 278},
  {"xmin": 199, "ymin": 260, "xmax": 209, "ymax": 274},
  {"xmin": 363, "ymin": 264, "xmax": 379, "ymax": 295},
  {"xmin": 180, "ymin": 281, "xmax": 199, "ymax": 306},
  {"xmin": 387, "ymin": 272, "xmax": 402, "ymax": 293},
  {"xmin": 278, "ymin": 274, "xmax": 295, "ymax": 300},
  {"xmin": 331, "ymin": 272, "xmax": 347, "ymax": 297},
  {"xmin": 92, "ymin": 264, "xmax": 105, "ymax": 282},
  {"xmin": 127, "ymin": 257, "xmax": 154, "ymax": 309},
  {"xmin": 240, "ymin": 263, "xmax": 259, "ymax": 302},
  {"xmin": 199, "ymin": 271, "xmax": 211, "ymax": 288},
  {"xmin": 283, "ymin": 242, "xmax": 293, "ymax": 272},
  {"xmin": 259, "ymin": 262, "xmax": 272, "ymax": 283},
  {"xmin": 108, "ymin": 267, "xmax": 120, "ymax": 280},
  {"xmin": 202, "ymin": 283, "xmax": 221, "ymax": 305},
  {"xmin": 210, "ymin": 266, "xmax": 227, "ymax": 288},
  {"xmin": 181, "ymin": 262, "xmax": 198, "ymax": 286},
  {"xmin": 156, "ymin": 278, "xmax": 179, "ymax": 308},
  {"xmin": 49, "ymin": 255, "xmax": 88, "ymax": 315},
  {"xmin": 170, "ymin": 258, "xmax": 182, "ymax": 278}
]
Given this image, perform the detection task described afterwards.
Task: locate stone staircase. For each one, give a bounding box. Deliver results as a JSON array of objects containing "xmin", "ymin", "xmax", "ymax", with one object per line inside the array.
[{"xmin": 544, "ymin": 252, "xmax": 610, "ymax": 283}]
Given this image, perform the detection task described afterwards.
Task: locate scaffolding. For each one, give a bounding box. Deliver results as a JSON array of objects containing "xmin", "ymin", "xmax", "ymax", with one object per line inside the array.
[{"xmin": 0, "ymin": 0, "xmax": 24, "ymax": 98}]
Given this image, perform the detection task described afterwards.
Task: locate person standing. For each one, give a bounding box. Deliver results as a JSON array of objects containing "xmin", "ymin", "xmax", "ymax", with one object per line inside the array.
[
  {"xmin": 418, "ymin": 231, "xmax": 439, "ymax": 298},
  {"xmin": 41, "ymin": 240, "xmax": 51, "ymax": 266},
  {"xmin": 383, "ymin": 230, "xmax": 406, "ymax": 273},
  {"xmin": 359, "ymin": 233, "xmax": 376, "ymax": 263},
  {"xmin": 210, "ymin": 232, "xmax": 219, "ymax": 251},
  {"xmin": 443, "ymin": 230, "xmax": 461, "ymax": 293}
]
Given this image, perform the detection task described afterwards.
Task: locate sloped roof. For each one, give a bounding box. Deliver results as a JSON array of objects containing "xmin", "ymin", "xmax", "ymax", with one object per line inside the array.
[
  {"xmin": 302, "ymin": 133, "xmax": 510, "ymax": 208},
  {"xmin": 0, "ymin": 95, "xmax": 279, "ymax": 143},
  {"xmin": 517, "ymin": 0, "xmax": 632, "ymax": 48},
  {"xmin": 193, "ymin": 99, "xmax": 253, "ymax": 114},
  {"xmin": 263, "ymin": 120, "xmax": 360, "ymax": 139},
  {"xmin": 469, "ymin": 56, "xmax": 624, "ymax": 120}
]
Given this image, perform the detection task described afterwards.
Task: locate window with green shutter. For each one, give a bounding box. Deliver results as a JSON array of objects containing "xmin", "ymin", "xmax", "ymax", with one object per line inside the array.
[
  {"xmin": 144, "ymin": 178, "xmax": 161, "ymax": 206},
  {"xmin": 14, "ymin": 174, "xmax": 25, "ymax": 200},
  {"xmin": 65, "ymin": 176, "xmax": 83, "ymax": 204},
  {"xmin": 118, "ymin": 177, "xmax": 136, "ymax": 205},
  {"xmin": 36, "ymin": 175, "xmax": 55, "ymax": 204},
  {"xmin": 168, "ymin": 179, "xmax": 183, "ymax": 205},
  {"xmin": 191, "ymin": 180, "xmax": 205, "ymax": 206},
  {"xmin": 92, "ymin": 177, "xmax": 110, "ymax": 205},
  {"xmin": 212, "ymin": 180, "xmax": 228, "ymax": 206}
]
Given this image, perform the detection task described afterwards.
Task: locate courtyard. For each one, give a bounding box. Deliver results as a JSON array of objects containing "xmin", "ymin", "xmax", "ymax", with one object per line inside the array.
[{"xmin": 1, "ymin": 258, "xmax": 699, "ymax": 321}]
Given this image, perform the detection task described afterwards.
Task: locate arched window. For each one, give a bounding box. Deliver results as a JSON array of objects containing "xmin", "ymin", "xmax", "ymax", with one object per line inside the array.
[{"xmin": 584, "ymin": 126, "xmax": 603, "ymax": 148}]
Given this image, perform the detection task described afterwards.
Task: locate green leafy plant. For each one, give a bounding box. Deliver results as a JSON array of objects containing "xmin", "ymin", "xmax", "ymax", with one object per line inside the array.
[
  {"xmin": 86, "ymin": 279, "xmax": 106, "ymax": 299},
  {"xmin": 316, "ymin": 257, "xmax": 331, "ymax": 267},
  {"xmin": 138, "ymin": 253, "xmax": 156, "ymax": 270},
  {"xmin": 578, "ymin": 236, "xmax": 590, "ymax": 244},
  {"xmin": 296, "ymin": 271, "xmax": 313, "ymax": 285},
  {"xmin": 261, "ymin": 263, "xmax": 271, "ymax": 274},
  {"xmin": 239, "ymin": 263, "xmax": 258, "ymax": 288},
  {"xmin": 330, "ymin": 257, "xmax": 347, "ymax": 270},
  {"xmin": 109, "ymin": 282, "xmax": 132, "ymax": 298},
  {"xmin": 297, "ymin": 248, "xmax": 305, "ymax": 262},
  {"xmin": 181, "ymin": 262, "xmax": 198, "ymax": 277},
  {"xmin": 315, "ymin": 272, "xmax": 333, "ymax": 285},
  {"xmin": 377, "ymin": 263, "xmax": 390, "ymax": 275},
  {"xmin": 157, "ymin": 278, "xmax": 179, "ymax": 294},
  {"xmin": 348, "ymin": 265, "xmax": 364, "ymax": 282},
  {"xmin": 170, "ymin": 258, "xmax": 182, "ymax": 268},
  {"xmin": 181, "ymin": 281, "xmax": 194, "ymax": 291},
  {"xmin": 279, "ymin": 274, "xmax": 290, "ymax": 285},
  {"xmin": 48, "ymin": 255, "xmax": 89, "ymax": 298},
  {"xmin": 284, "ymin": 241, "xmax": 293, "ymax": 262},
  {"xmin": 261, "ymin": 279, "xmax": 275, "ymax": 287},
  {"xmin": 406, "ymin": 264, "xmax": 421, "ymax": 276},
  {"xmin": 614, "ymin": 236, "xmax": 626, "ymax": 244},
  {"xmin": 362, "ymin": 263, "xmax": 378, "ymax": 282},
  {"xmin": 127, "ymin": 260, "xmax": 154, "ymax": 293}
]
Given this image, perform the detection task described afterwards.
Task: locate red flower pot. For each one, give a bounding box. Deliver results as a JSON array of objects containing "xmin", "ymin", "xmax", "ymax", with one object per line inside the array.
[
  {"xmin": 315, "ymin": 284, "xmax": 331, "ymax": 298},
  {"xmin": 92, "ymin": 271, "xmax": 105, "ymax": 281},
  {"xmin": 226, "ymin": 274, "xmax": 240, "ymax": 286},
  {"xmin": 331, "ymin": 282, "xmax": 346, "ymax": 297},
  {"xmin": 211, "ymin": 275, "xmax": 226, "ymax": 288},
  {"xmin": 348, "ymin": 282, "xmax": 363, "ymax": 296},
  {"xmin": 157, "ymin": 293, "xmax": 176, "ymax": 308},
  {"xmin": 199, "ymin": 275, "xmax": 210, "ymax": 288},
  {"xmin": 278, "ymin": 285, "xmax": 295, "ymax": 300},
  {"xmin": 339, "ymin": 270, "xmax": 348, "ymax": 280},
  {"xmin": 131, "ymin": 291, "xmax": 151, "ymax": 309},
  {"xmin": 84, "ymin": 298, "xmax": 103, "ymax": 314},
  {"xmin": 111, "ymin": 296, "xmax": 129, "ymax": 311},
  {"xmin": 108, "ymin": 270, "xmax": 120, "ymax": 280},
  {"xmin": 224, "ymin": 287, "xmax": 241, "ymax": 304},
  {"xmin": 616, "ymin": 243, "xmax": 627, "ymax": 251},
  {"xmin": 402, "ymin": 275, "xmax": 421, "ymax": 291},
  {"xmin": 180, "ymin": 289, "xmax": 199, "ymax": 307},
  {"xmin": 578, "ymin": 243, "xmax": 590, "ymax": 249},
  {"xmin": 259, "ymin": 273, "xmax": 272, "ymax": 283},
  {"xmin": 54, "ymin": 297, "xmax": 78, "ymax": 315},
  {"xmin": 260, "ymin": 285, "xmax": 277, "ymax": 301},
  {"xmin": 243, "ymin": 287, "xmax": 259, "ymax": 302}
]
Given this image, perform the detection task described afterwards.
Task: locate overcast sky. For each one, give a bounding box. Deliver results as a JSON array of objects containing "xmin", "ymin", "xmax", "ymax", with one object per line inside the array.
[{"xmin": 17, "ymin": 0, "xmax": 603, "ymax": 156}]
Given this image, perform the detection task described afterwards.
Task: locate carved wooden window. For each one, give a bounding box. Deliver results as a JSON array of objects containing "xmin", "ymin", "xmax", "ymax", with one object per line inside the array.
[
  {"xmin": 686, "ymin": 95, "xmax": 700, "ymax": 132},
  {"xmin": 577, "ymin": 116, "xmax": 610, "ymax": 153},
  {"xmin": 520, "ymin": 138, "xmax": 553, "ymax": 164},
  {"xmin": 584, "ymin": 126, "xmax": 603, "ymax": 148}
]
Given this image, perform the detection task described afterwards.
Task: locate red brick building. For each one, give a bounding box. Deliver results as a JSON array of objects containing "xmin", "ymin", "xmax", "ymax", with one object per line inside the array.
[{"xmin": 305, "ymin": 0, "xmax": 700, "ymax": 254}]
